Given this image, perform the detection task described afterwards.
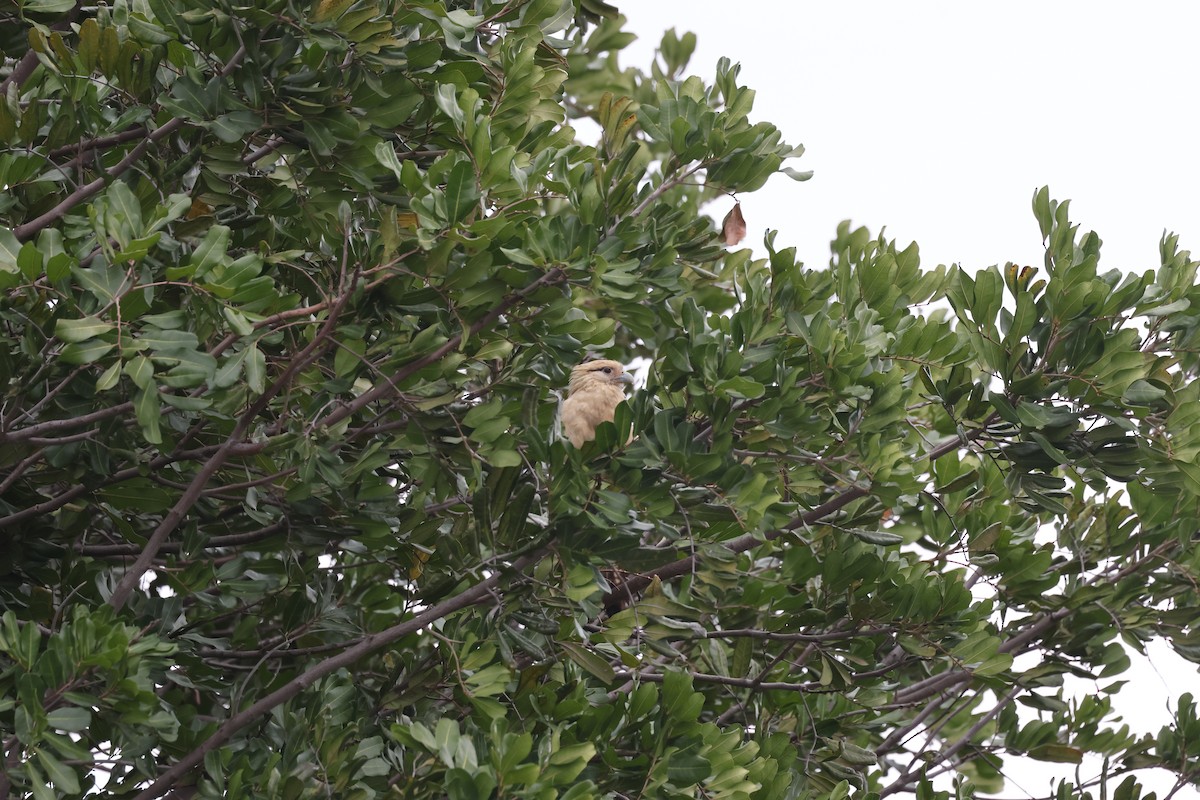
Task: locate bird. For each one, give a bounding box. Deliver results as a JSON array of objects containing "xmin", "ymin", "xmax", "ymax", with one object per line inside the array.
[{"xmin": 560, "ymin": 359, "xmax": 634, "ymax": 447}]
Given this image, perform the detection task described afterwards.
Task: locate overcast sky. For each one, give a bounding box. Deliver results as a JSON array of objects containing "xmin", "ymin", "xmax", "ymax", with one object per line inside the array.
[
  {"xmin": 622, "ymin": 2, "xmax": 1200, "ymax": 276},
  {"xmin": 619, "ymin": 4, "xmax": 1200, "ymax": 797}
]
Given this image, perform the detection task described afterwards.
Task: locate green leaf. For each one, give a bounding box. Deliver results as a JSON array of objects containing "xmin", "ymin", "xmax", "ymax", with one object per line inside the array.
[
  {"xmin": 96, "ymin": 359, "xmax": 122, "ymax": 391},
  {"xmin": 974, "ymin": 652, "xmax": 1014, "ymax": 677},
  {"xmin": 544, "ymin": 742, "xmax": 595, "ymax": 786},
  {"xmin": 55, "ymin": 316, "xmax": 115, "ymax": 343},
  {"xmin": 73, "ymin": 263, "xmax": 128, "ymax": 302},
  {"xmin": 25, "ymin": 763, "xmax": 54, "ymax": 800},
  {"xmin": 499, "ymin": 247, "xmax": 537, "ymax": 266},
  {"xmin": 209, "ymin": 111, "xmax": 261, "ymax": 143},
  {"xmin": 134, "ymin": 387, "xmax": 162, "ymax": 444},
  {"xmin": 1032, "ymin": 185, "xmax": 1052, "ymax": 239},
  {"xmin": 662, "ymin": 670, "xmax": 702, "ymax": 721},
  {"xmin": 435, "ymin": 718, "xmax": 460, "ymax": 767},
  {"xmin": 375, "ymin": 141, "xmax": 407, "ymax": 182},
  {"xmin": 106, "ymin": 180, "xmax": 144, "ymax": 242},
  {"xmin": 140, "ymin": 328, "xmax": 200, "ymax": 353},
  {"xmin": 23, "ymin": 0, "xmax": 78, "ymax": 11},
  {"xmin": 848, "ymin": 529, "xmax": 904, "ymax": 546},
  {"xmin": 46, "ymin": 706, "xmax": 91, "ymax": 732},
  {"xmin": 434, "ymin": 83, "xmax": 464, "ymax": 128},
  {"xmin": 100, "ymin": 478, "xmax": 174, "ymax": 512},
  {"xmin": 214, "ymin": 348, "xmax": 247, "ymax": 388},
  {"xmin": 59, "ymin": 340, "xmax": 115, "ymax": 364},
  {"xmin": 1122, "ymin": 379, "xmax": 1165, "ymax": 405},
  {"xmin": 222, "ymin": 306, "xmax": 254, "ymax": 336},
  {"xmin": 36, "ymin": 747, "xmax": 81, "ymax": 793},
  {"xmin": 17, "ymin": 242, "xmax": 42, "ymax": 278},
  {"xmin": 715, "ymin": 376, "xmax": 764, "ymax": 399},
  {"xmin": 935, "ymin": 468, "xmax": 978, "ymax": 494},
  {"xmin": 666, "ymin": 751, "xmax": 710, "ymax": 786},
  {"xmin": 334, "ymin": 339, "xmax": 365, "ymax": 377},
  {"xmin": 187, "ymin": 224, "xmax": 231, "ymax": 279},
  {"xmin": 1027, "ymin": 743, "xmax": 1084, "ymax": 764},
  {"xmin": 125, "ymin": 355, "xmax": 154, "ymax": 389},
  {"xmin": 444, "ymin": 159, "xmax": 480, "ymax": 223},
  {"xmin": 246, "ymin": 345, "xmax": 266, "ymax": 394},
  {"xmin": 0, "ymin": 227, "xmax": 20, "ymax": 274},
  {"xmin": 1143, "ymin": 298, "xmax": 1189, "ymax": 317},
  {"xmin": 560, "ymin": 641, "xmax": 615, "ymax": 685},
  {"xmin": 838, "ymin": 742, "xmax": 878, "ymax": 766}
]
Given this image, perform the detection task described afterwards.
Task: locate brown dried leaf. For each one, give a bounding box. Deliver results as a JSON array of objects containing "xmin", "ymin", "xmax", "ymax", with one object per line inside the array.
[
  {"xmin": 186, "ymin": 198, "xmax": 213, "ymax": 220},
  {"xmin": 721, "ymin": 202, "xmax": 746, "ymax": 246}
]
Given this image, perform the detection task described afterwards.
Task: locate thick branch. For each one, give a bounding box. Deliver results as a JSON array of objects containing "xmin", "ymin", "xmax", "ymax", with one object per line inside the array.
[
  {"xmin": 108, "ymin": 258, "xmax": 345, "ymax": 610},
  {"xmin": 47, "ymin": 125, "xmax": 148, "ymax": 159},
  {"xmin": 127, "ymin": 550, "xmax": 544, "ymax": 800}
]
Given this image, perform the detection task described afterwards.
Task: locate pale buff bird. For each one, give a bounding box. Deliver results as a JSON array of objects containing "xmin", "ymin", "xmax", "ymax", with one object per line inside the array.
[{"xmin": 561, "ymin": 359, "xmax": 634, "ymax": 447}]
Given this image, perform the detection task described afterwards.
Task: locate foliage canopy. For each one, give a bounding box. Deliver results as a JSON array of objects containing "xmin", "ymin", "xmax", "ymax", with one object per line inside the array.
[{"xmin": 2, "ymin": 1, "xmax": 1200, "ymax": 799}]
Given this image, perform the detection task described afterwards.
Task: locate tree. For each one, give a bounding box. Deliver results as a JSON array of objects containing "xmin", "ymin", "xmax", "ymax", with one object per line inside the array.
[{"xmin": 1, "ymin": 1, "xmax": 1199, "ymax": 798}]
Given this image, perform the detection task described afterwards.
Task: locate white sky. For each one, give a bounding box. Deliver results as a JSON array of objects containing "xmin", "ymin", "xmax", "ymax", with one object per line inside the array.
[
  {"xmin": 622, "ymin": 1, "xmax": 1200, "ymax": 275},
  {"xmin": 619, "ymin": 3, "xmax": 1200, "ymax": 798}
]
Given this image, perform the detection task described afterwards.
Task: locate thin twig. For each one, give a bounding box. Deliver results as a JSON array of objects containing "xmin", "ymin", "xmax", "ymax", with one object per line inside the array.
[
  {"xmin": 610, "ymin": 669, "xmax": 832, "ymax": 694},
  {"xmin": 604, "ymin": 161, "xmax": 710, "ymax": 238},
  {"xmin": 880, "ymin": 685, "xmax": 1022, "ymax": 797}
]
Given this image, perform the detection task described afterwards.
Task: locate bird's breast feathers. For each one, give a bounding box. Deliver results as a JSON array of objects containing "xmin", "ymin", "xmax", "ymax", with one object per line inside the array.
[{"xmin": 561, "ymin": 361, "xmax": 630, "ymax": 447}]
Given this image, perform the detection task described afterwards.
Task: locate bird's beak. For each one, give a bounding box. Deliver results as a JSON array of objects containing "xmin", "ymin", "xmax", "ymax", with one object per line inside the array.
[{"xmin": 620, "ymin": 372, "xmax": 635, "ymax": 386}]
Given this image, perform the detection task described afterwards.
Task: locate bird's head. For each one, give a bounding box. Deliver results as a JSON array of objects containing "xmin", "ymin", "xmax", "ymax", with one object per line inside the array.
[{"xmin": 567, "ymin": 359, "xmax": 634, "ymax": 395}]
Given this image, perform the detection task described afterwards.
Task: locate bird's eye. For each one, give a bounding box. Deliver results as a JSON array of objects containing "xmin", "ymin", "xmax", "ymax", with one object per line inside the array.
[{"xmin": 601, "ymin": 367, "xmax": 612, "ymax": 374}]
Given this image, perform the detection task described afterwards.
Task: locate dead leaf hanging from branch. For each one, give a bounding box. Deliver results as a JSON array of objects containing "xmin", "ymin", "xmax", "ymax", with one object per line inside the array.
[{"xmin": 721, "ymin": 202, "xmax": 746, "ymax": 246}]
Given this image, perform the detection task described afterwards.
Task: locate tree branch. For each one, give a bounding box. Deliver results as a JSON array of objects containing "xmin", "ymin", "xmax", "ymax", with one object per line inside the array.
[
  {"xmin": 126, "ymin": 550, "xmax": 545, "ymax": 800},
  {"xmin": 605, "ymin": 430, "xmax": 976, "ymax": 608},
  {"xmin": 610, "ymin": 669, "xmax": 841, "ymax": 694},
  {"xmin": 47, "ymin": 125, "xmax": 148, "ymax": 159},
  {"xmin": 13, "ymin": 44, "xmax": 247, "ymax": 242},
  {"xmin": 0, "ymin": 2, "xmax": 83, "ymax": 96},
  {"xmin": 880, "ymin": 685, "xmax": 1022, "ymax": 797},
  {"xmin": 604, "ymin": 160, "xmax": 710, "ymax": 238},
  {"xmin": 316, "ymin": 267, "xmax": 566, "ymax": 432},
  {"xmin": 76, "ymin": 521, "xmax": 288, "ymax": 557},
  {"xmin": 693, "ymin": 625, "xmax": 895, "ymax": 644},
  {"xmin": 107, "ymin": 240, "xmax": 348, "ymax": 610},
  {"xmin": 1, "ymin": 402, "xmax": 132, "ymax": 444}
]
